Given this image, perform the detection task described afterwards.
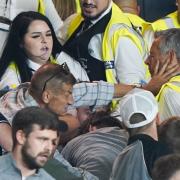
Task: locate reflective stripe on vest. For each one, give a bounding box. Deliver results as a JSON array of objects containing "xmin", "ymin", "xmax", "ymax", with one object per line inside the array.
[
  {"xmin": 50, "ymin": 56, "xmax": 57, "ymax": 64},
  {"xmin": 164, "ymin": 18, "xmax": 175, "ymax": 29},
  {"xmin": 75, "ymin": 0, "xmax": 81, "ymax": 13},
  {"xmin": 125, "ymin": 13, "xmax": 150, "ymax": 35},
  {"xmin": 102, "ymin": 3, "xmax": 150, "ymax": 83},
  {"xmin": 67, "ymin": 3, "xmax": 150, "ymax": 108},
  {"xmin": 38, "ymin": 0, "xmax": 45, "ymax": 15},
  {"xmin": 8, "ymin": 56, "xmax": 57, "ymax": 88},
  {"xmin": 156, "ymin": 76, "xmax": 180, "ymax": 102},
  {"xmin": 67, "ymin": 15, "xmax": 84, "ymax": 39},
  {"xmin": 9, "ymin": 56, "xmax": 57, "ymax": 71},
  {"xmin": 151, "ymin": 11, "xmax": 180, "ymax": 31},
  {"xmin": 7, "ymin": 62, "xmax": 20, "ymax": 89}
]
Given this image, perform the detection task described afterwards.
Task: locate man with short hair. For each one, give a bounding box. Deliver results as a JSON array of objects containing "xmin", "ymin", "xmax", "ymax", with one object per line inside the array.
[
  {"xmin": 152, "ymin": 154, "xmax": 180, "ymax": 180},
  {"xmin": 0, "ymin": 63, "xmax": 134, "ymax": 152},
  {"xmin": 0, "ymin": 63, "xmax": 76, "ymax": 152},
  {"xmin": 62, "ymin": 0, "xmax": 150, "ymax": 86},
  {"xmin": 158, "ymin": 116, "xmax": 180, "ymax": 154},
  {"xmin": 110, "ymin": 88, "xmax": 170, "ymax": 180},
  {"xmin": 62, "ymin": 111, "xmax": 128, "ymax": 180},
  {"xmin": 145, "ymin": 28, "xmax": 180, "ymax": 121},
  {"xmin": 113, "ymin": 0, "xmax": 140, "ymax": 15},
  {"xmin": 0, "ymin": 106, "xmax": 66, "ymax": 180},
  {"xmin": 113, "ymin": 0, "xmax": 150, "ymax": 35}
]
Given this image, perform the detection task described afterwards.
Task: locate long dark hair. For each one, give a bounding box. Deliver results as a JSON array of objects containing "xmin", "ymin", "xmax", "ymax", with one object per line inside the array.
[{"xmin": 0, "ymin": 11, "xmax": 62, "ymax": 83}]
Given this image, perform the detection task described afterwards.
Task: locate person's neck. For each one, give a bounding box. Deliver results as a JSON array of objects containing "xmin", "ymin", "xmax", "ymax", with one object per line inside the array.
[
  {"xmin": 141, "ymin": 129, "xmax": 158, "ymax": 141},
  {"xmin": 27, "ymin": 59, "xmax": 42, "ymax": 72},
  {"xmin": 29, "ymin": 58, "xmax": 48, "ymax": 66},
  {"xmin": 139, "ymin": 122, "xmax": 158, "ymax": 141},
  {"xmin": 12, "ymin": 149, "xmax": 36, "ymax": 177}
]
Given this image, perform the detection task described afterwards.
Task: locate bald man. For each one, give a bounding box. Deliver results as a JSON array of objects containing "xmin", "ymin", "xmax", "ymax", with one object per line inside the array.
[
  {"xmin": 113, "ymin": 0, "xmax": 140, "ymax": 15},
  {"xmin": 113, "ymin": 0, "xmax": 150, "ymax": 35}
]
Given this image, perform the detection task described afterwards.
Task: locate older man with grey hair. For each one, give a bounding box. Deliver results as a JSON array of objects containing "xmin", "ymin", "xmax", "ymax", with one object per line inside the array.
[{"xmin": 145, "ymin": 28, "xmax": 180, "ymax": 121}]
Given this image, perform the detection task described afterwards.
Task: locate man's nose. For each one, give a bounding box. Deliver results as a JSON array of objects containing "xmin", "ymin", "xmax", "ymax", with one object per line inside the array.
[
  {"xmin": 44, "ymin": 141, "xmax": 54, "ymax": 152},
  {"xmin": 145, "ymin": 56, "xmax": 150, "ymax": 65}
]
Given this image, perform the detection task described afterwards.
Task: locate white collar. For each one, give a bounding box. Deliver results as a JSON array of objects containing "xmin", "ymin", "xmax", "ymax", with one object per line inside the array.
[
  {"xmin": 90, "ymin": 1, "xmax": 112, "ymax": 25},
  {"xmin": 27, "ymin": 59, "xmax": 41, "ymax": 73}
]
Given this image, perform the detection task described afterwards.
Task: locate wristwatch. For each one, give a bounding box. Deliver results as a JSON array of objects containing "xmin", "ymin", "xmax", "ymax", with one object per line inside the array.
[{"xmin": 132, "ymin": 83, "xmax": 142, "ymax": 88}]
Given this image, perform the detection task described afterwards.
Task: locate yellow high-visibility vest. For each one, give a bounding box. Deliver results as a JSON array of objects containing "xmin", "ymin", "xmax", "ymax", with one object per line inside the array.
[
  {"xmin": 67, "ymin": 3, "xmax": 150, "ymax": 84},
  {"xmin": 156, "ymin": 75, "xmax": 180, "ymax": 103},
  {"xmin": 38, "ymin": 0, "xmax": 45, "ymax": 15},
  {"xmin": 124, "ymin": 13, "xmax": 150, "ymax": 35},
  {"xmin": 151, "ymin": 11, "xmax": 180, "ymax": 32},
  {"xmin": 67, "ymin": 3, "xmax": 150, "ymax": 108},
  {"xmin": 7, "ymin": 56, "xmax": 57, "ymax": 89},
  {"xmin": 75, "ymin": 0, "xmax": 81, "ymax": 13},
  {"xmin": 102, "ymin": 4, "xmax": 150, "ymax": 83}
]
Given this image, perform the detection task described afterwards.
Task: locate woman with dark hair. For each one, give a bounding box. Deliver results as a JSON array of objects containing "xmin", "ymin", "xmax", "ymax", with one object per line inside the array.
[
  {"xmin": 0, "ymin": 0, "xmax": 63, "ymax": 56},
  {"xmin": 0, "ymin": 11, "xmax": 89, "ymax": 90}
]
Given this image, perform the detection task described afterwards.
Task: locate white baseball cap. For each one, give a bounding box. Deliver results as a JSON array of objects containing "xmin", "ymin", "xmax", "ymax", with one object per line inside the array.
[{"xmin": 120, "ymin": 88, "xmax": 158, "ymax": 128}]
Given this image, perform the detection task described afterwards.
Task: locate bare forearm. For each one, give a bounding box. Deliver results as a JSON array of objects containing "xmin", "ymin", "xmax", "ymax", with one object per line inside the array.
[
  {"xmin": 59, "ymin": 114, "xmax": 80, "ymax": 132},
  {"xmin": 114, "ymin": 84, "xmax": 134, "ymax": 98},
  {"xmin": 141, "ymin": 82, "xmax": 161, "ymax": 96}
]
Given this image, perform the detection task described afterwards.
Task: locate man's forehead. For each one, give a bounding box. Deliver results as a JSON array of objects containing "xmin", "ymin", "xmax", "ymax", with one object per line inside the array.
[
  {"xmin": 151, "ymin": 38, "xmax": 160, "ymax": 50},
  {"xmin": 150, "ymin": 43, "xmax": 156, "ymax": 53},
  {"xmin": 60, "ymin": 83, "xmax": 73, "ymax": 92},
  {"xmin": 29, "ymin": 125, "xmax": 57, "ymax": 135},
  {"xmin": 30, "ymin": 125, "xmax": 46, "ymax": 133},
  {"xmin": 49, "ymin": 82, "xmax": 73, "ymax": 95}
]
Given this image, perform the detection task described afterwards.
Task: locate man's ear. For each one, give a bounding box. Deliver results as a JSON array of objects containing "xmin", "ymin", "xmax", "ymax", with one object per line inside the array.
[
  {"xmin": 16, "ymin": 130, "xmax": 26, "ymax": 145},
  {"xmin": 168, "ymin": 50, "xmax": 178, "ymax": 64},
  {"xmin": 41, "ymin": 90, "xmax": 52, "ymax": 104},
  {"xmin": 156, "ymin": 113, "xmax": 161, "ymax": 126}
]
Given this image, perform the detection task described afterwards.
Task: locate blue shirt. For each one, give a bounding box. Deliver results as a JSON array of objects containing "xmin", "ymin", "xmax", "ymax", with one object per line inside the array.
[{"xmin": 0, "ymin": 153, "xmax": 55, "ymax": 180}]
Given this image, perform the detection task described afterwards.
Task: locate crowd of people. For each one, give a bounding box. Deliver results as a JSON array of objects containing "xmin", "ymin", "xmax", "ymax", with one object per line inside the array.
[{"xmin": 0, "ymin": 0, "xmax": 180, "ymax": 179}]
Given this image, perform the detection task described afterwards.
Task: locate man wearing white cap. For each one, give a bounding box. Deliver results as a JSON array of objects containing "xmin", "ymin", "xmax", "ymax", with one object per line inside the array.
[{"xmin": 110, "ymin": 88, "xmax": 170, "ymax": 180}]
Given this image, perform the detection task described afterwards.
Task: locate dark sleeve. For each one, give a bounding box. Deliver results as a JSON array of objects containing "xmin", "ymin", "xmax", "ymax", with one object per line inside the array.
[{"xmin": 0, "ymin": 113, "xmax": 8, "ymax": 124}]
